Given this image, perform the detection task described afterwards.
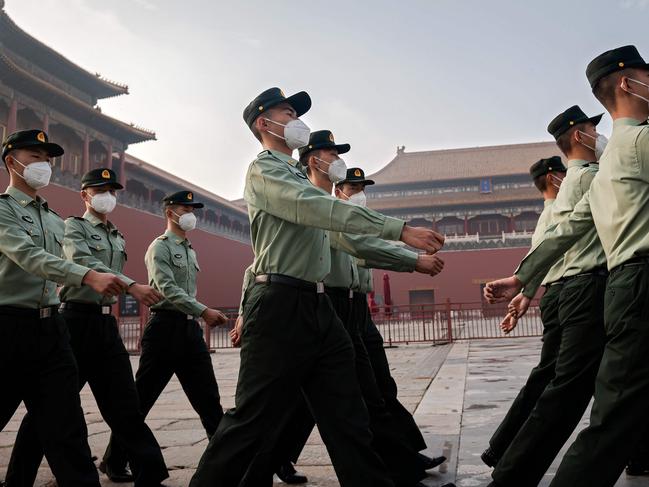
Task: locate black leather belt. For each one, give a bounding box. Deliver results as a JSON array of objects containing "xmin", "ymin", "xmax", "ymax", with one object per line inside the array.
[
  {"xmin": 0, "ymin": 305, "xmax": 57, "ymax": 319},
  {"xmin": 352, "ymin": 291, "xmax": 367, "ymax": 300},
  {"xmin": 325, "ymin": 286, "xmax": 354, "ymax": 299},
  {"xmin": 255, "ymin": 274, "xmax": 325, "ymax": 294},
  {"xmin": 60, "ymin": 302, "xmax": 112, "ymax": 315},
  {"xmin": 563, "ymin": 267, "xmax": 609, "ymax": 281},
  {"xmin": 150, "ymin": 309, "xmax": 194, "ymax": 320},
  {"xmin": 610, "ymin": 256, "xmax": 649, "ymax": 275}
]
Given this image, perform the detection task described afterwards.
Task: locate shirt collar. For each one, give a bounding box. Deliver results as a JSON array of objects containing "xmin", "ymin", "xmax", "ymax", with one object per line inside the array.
[
  {"xmin": 264, "ymin": 149, "xmax": 299, "ymax": 168},
  {"xmin": 83, "ymin": 210, "xmax": 116, "ymax": 231},
  {"xmin": 613, "ymin": 117, "xmax": 647, "ymax": 127},
  {"xmin": 164, "ymin": 229, "xmax": 187, "ymax": 246},
  {"xmin": 567, "ymin": 159, "xmax": 592, "ymax": 169},
  {"xmin": 543, "ymin": 198, "xmax": 555, "ymax": 207},
  {"xmin": 5, "ymin": 185, "xmax": 48, "ymax": 209}
]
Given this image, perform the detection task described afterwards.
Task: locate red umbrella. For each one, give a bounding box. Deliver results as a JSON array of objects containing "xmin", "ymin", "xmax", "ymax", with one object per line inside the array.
[{"xmin": 383, "ymin": 273, "xmax": 392, "ymax": 316}]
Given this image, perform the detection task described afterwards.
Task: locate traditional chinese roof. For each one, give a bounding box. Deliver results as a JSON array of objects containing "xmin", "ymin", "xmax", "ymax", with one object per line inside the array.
[
  {"xmin": 369, "ymin": 142, "xmax": 561, "ymax": 186},
  {"xmin": 0, "ymin": 5, "xmax": 128, "ymax": 99},
  {"xmin": 0, "ymin": 51, "xmax": 154, "ymax": 145}
]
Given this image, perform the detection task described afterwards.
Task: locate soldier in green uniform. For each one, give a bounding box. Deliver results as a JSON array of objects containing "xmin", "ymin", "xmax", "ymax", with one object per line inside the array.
[
  {"xmin": 0, "ymin": 130, "xmax": 129, "ymax": 487},
  {"xmin": 263, "ymin": 136, "xmax": 447, "ymax": 487},
  {"xmin": 190, "ymin": 88, "xmax": 445, "ymax": 487},
  {"xmin": 335, "ymin": 166, "xmax": 448, "ymax": 473},
  {"xmin": 480, "ymin": 156, "xmax": 567, "ymax": 469},
  {"xmin": 484, "ymin": 45, "xmax": 649, "ymax": 487},
  {"xmin": 101, "ymin": 190, "xmax": 228, "ymax": 477},
  {"xmin": 485, "ymin": 106, "xmax": 608, "ymax": 487},
  {"xmin": 4, "ymin": 168, "xmax": 169, "ymax": 487}
]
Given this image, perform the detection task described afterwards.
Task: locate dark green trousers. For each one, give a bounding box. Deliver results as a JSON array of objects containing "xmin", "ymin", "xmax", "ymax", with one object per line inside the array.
[
  {"xmin": 0, "ymin": 310, "xmax": 100, "ymax": 487},
  {"xmin": 488, "ymin": 283, "xmax": 563, "ymax": 459},
  {"xmin": 189, "ymin": 282, "xmax": 394, "ymax": 487},
  {"xmin": 360, "ymin": 296, "xmax": 429, "ymax": 454},
  {"xmin": 6, "ymin": 309, "xmax": 169, "ymax": 487},
  {"xmin": 550, "ymin": 263, "xmax": 649, "ymax": 487},
  {"xmin": 492, "ymin": 273, "xmax": 607, "ymax": 487}
]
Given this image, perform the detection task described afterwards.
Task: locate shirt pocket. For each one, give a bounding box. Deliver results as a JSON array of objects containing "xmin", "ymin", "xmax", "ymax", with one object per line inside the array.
[
  {"xmin": 111, "ymin": 236, "xmax": 128, "ymax": 272},
  {"xmin": 52, "ymin": 232, "xmax": 65, "ymax": 258},
  {"xmin": 17, "ymin": 215, "xmax": 42, "ymax": 245},
  {"xmin": 171, "ymin": 252, "xmax": 188, "ymax": 281}
]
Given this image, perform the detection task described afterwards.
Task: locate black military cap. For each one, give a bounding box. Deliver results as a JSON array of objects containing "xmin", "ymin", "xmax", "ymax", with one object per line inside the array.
[
  {"xmin": 243, "ymin": 87, "xmax": 311, "ymax": 129},
  {"xmin": 298, "ymin": 130, "xmax": 351, "ymax": 158},
  {"xmin": 81, "ymin": 167, "xmax": 123, "ymax": 190},
  {"xmin": 336, "ymin": 167, "xmax": 375, "ymax": 186},
  {"xmin": 162, "ymin": 190, "xmax": 204, "ymax": 208},
  {"xmin": 547, "ymin": 105, "xmax": 603, "ymax": 140},
  {"xmin": 2, "ymin": 129, "xmax": 64, "ymax": 161},
  {"xmin": 586, "ymin": 45, "xmax": 649, "ymax": 89},
  {"xmin": 530, "ymin": 156, "xmax": 567, "ymax": 179}
]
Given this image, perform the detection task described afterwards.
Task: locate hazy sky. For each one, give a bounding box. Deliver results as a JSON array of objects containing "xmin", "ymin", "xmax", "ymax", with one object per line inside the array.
[{"xmin": 6, "ymin": 0, "xmax": 648, "ymax": 200}]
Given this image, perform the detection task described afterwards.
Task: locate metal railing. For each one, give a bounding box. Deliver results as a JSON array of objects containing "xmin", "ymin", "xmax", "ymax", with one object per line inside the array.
[{"xmin": 117, "ymin": 300, "xmax": 542, "ymax": 353}]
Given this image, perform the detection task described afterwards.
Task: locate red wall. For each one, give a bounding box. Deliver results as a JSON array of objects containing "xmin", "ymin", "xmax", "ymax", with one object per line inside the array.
[
  {"xmin": 373, "ymin": 247, "xmax": 530, "ymax": 305},
  {"xmin": 0, "ymin": 173, "xmax": 254, "ymax": 308}
]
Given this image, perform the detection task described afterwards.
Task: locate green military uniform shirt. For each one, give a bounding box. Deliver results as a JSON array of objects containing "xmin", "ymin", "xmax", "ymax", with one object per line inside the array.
[
  {"xmin": 244, "ymin": 150, "xmax": 405, "ymax": 283},
  {"xmin": 355, "ymin": 265, "xmax": 374, "ymax": 294},
  {"xmin": 146, "ymin": 230, "xmax": 207, "ymax": 317},
  {"xmin": 0, "ymin": 186, "xmax": 89, "ymax": 308},
  {"xmin": 59, "ymin": 211, "xmax": 135, "ymax": 305},
  {"xmin": 531, "ymin": 199, "xmax": 555, "ymax": 249},
  {"xmin": 324, "ymin": 244, "xmax": 359, "ymax": 290},
  {"xmin": 516, "ymin": 118, "xmax": 649, "ymax": 290}
]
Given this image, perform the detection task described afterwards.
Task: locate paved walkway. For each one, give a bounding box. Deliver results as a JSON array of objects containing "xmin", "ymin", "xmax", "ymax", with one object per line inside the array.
[{"xmin": 0, "ymin": 339, "xmax": 645, "ymax": 486}]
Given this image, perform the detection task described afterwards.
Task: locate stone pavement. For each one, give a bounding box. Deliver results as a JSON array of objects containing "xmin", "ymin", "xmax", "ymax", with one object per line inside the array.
[{"xmin": 1, "ymin": 338, "xmax": 646, "ymax": 486}]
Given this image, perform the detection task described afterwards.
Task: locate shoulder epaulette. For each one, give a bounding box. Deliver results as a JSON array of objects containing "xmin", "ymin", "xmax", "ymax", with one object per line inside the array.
[
  {"xmin": 156, "ymin": 235, "xmax": 168, "ymax": 241},
  {"xmin": 0, "ymin": 193, "xmax": 9, "ymax": 199},
  {"xmin": 67, "ymin": 216, "xmax": 85, "ymax": 221}
]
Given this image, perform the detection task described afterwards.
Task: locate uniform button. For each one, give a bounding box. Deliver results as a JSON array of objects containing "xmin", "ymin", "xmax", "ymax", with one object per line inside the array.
[{"xmin": 44, "ymin": 288, "xmax": 49, "ymax": 294}]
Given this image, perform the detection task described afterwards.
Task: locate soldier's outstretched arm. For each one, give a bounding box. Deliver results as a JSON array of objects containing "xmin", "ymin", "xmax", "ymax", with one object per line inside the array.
[{"xmin": 245, "ymin": 155, "xmax": 443, "ymax": 253}]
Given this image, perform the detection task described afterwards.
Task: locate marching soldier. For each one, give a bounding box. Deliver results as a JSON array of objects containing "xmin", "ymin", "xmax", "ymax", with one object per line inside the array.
[
  {"xmin": 480, "ymin": 156, "xmax": 567, "ymax": 469},
  {"xmin": 4, "ymin": 168, "xmax": 169, "ymax": 487},
  {"xmin": 101, "ymin": 190, "xmax": 227, "ymax": 479},
  {"xmin": 190, "ymin": 88, "xmax": 445, "ymax": 487},
  {"xmin": 485, "ymin": 45, "xmax": 649, "ymax": 487},
  {"xmin": 0, "ymin": 130, "xmax": 128, "ymax": 487}
]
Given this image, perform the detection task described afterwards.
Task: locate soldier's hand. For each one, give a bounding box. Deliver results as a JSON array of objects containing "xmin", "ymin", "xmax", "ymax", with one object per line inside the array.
[
  {"xmin": 483, "ymin": 276, "xmax": 523, "ymax": 304},
  {"xmin": 202, "ymin": 308, "xmax": 228, "ymax": 328},
  {"xmin": 508, "ymin": 293, "xmax": 531, "ymax": 320},
  {"xmin": 400, "ymin": 226, "xmax": 445, "ymax": 254},
  {"xmin": 129, "ymin": 283, "xmax": 164, "ymax": 307},
  {"xmin": 230, "ymin": 315, "xmax": 243, "ymax": 347},
  {"xmin": 415, "ymin": 254, "xmax": 445, "ymax": 276},
  {"xmin": 500, "ymin": 312, "xmax": 519, "ymax": 335},
  {"xmin": 82, "ymin": 270, "xmax": 128, "ymax": 297}
]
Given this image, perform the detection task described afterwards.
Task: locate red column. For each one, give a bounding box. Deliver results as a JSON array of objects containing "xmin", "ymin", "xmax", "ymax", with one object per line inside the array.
[
  {"xmin": 82, "ymin": 135, "xmax": 90, "ymax": 174},
  {"xmin": 118, "ymin": 152, "xmax": 126, "ymax": 187},
  {"xmin": 508, "ymin": 214, "xmax": 515, "ymax": 233},
  {"xmin": 7, "ymin": 99, "xmax": 17, "ymax": 134},
  {"xmin": 464, "ymin": 214, "xmax": 469, "ymax": 234},
  {"xmin": 105, "ymin": 143, "xmax": 113, "ymax": 169},
  {"xmin": 42, "ymin": 113, "xmax": 49, "ymax": 133}
]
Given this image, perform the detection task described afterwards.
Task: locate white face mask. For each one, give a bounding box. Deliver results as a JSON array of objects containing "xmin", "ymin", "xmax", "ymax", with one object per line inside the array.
[
  {"xmin": 172, "ymin": 211, "xmax": 197, "ymax": 232},
  {"xmin": 578, "ymin": 131, "xmax": 608, "ymax": 160},
  {"xmin": 623, "ymin": 78, "xmax": 649, "ymax": 110},
  {"xmin": 89, "ymin": 191, "xmax": 117, "ymax": 214},
  {"xmin": 549, "ymin": 174, "xmax": 563, "ymax": 190},
  {"xmin": 264, "ymin": 118, "xmax": 311, "ymax": 150},
  {"xmin": 340, "ymin": 189, "xmax": 367, "ymax": 207},
  {"xmin": 315, "ymin": 156, "xmax": 348, "ymax": 184},
  {"xmin": 11, "ymin": 158, "xmax": 52, "ymax": 189}
]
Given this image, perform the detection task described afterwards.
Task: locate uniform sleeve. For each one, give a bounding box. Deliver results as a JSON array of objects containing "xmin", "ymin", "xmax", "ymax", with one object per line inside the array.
[
  {"xmin": 516, "ymin": 191, "xmax": 595, "ymax": 298},
  {"xmin": 244, "ymin": 155, "xmax": 404, "ymax": 239},
  {"xmin": 147, "ymin": 242, "xmax": 207, "ymax": 317},
  {"xmin": 635, "ymin": 127, "xmax": 649, "ymax": 183},
  {"xmin": 0, "ymin": 203, "xmax": 89, "ymax": 287},
  {"xmin": 238, "ymin": 264, "xmax": 255, "ymax": 315},
  {"xmin": 330, "ymin": 232, "xmax": 418, "ymax": 272},
  {"xmin": 63, "ymin": 219, "xmax": 135, "ymax": 287}
]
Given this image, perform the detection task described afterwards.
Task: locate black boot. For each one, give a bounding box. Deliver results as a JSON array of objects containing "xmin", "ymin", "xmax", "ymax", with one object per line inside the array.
[
  {"xmin": 626, "ymin": 459, "xmax": 649, "ymax": 476},
  {"xmin": 481, "ymin": 446, "xmax": 500, "ymax": 467},
  {"xmin": 98, "ymin": 460, "xmax": 134, "ymax": 483},
  {"xmin": 276, "ymin": 462, "xmax": 308, "ymax": 484},
  {"xmin": 417, "ymin": 452, "xmax": 446, "ymax": 470}
]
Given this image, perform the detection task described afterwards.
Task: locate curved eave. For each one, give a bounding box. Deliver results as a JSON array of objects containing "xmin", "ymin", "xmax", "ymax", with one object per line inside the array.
[
  {"xmin": 0, "ymin": 52, "xmax": 155, "ymax": 145},
  {"xmin": 0, "ymin": 9, "xmax": 128, "ymax": 99}
]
